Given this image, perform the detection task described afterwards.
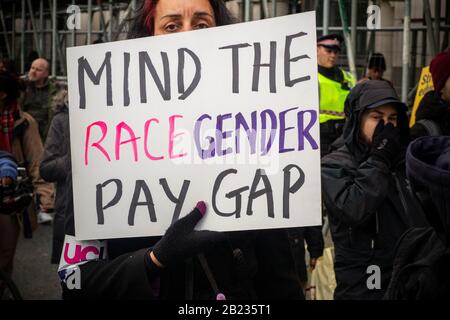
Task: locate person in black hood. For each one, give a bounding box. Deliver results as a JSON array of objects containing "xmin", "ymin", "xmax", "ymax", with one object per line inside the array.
[
  {"xmin": 321, "ymin": 80, "xmax": 426, "ymax": 300},
  {"xmin": 410, "ymin": 91, "xmax": 450, "ymax": 138},
  {"xmin": 385, "ymin": 136, "xmax": 450, "ymax": 299}
]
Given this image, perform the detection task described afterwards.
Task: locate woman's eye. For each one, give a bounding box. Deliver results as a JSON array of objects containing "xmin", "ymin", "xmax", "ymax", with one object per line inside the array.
[
  {"xmin": 164, "ymin": 23, "xmax": 179, "ymax": 32},
  {"xmin": 195, "ymin": 22, "xmax": 210, "ymax": 29}
]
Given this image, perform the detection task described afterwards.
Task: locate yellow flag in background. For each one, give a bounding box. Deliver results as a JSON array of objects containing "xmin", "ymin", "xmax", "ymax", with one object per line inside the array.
[{"xmin": 410, "ymin": 66, "xmax": 434, "ymax": 127}]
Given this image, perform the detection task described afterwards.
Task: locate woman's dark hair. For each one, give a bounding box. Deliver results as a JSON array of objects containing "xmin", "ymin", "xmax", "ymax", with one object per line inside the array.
[
  {"xmin": 368, "ymin": 52, "xmax": 386, "ymax": 71},
  {"xmin": 0, "ymin": 58, "xmax": 18, "ymax": 76},
  {"xmin": 0, "ymin": 71, "xmax": 20, "ymax": 105},
  {"xmin": 128, "ymin": 0, "xmax": 236, "ymax": 39}
]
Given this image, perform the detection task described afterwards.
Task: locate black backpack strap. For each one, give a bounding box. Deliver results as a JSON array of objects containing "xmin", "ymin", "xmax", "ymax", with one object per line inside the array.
[{"xmin": 416, "ymin": 119, "xmax": 442, "ymax": 136}]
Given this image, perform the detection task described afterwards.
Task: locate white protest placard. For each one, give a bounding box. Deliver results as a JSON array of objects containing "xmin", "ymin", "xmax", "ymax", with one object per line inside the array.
[{"xmin": 67, "ymin": 11, "xmax": 321, "ymax": 240}]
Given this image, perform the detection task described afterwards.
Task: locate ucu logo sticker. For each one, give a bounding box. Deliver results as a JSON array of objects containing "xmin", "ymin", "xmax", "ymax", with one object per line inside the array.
[{"xmin": 63, "ymin": 243, "xmax": 106, "ymax": 264}]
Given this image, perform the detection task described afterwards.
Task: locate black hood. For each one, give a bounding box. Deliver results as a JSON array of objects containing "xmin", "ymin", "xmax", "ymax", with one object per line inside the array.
[
  {"xmin": 416, "ymin": 91, "xmax": 450, "ymax": 133},
  {"xmin": 407, "ymin": 136, "xmax": 450, "ymax": 246},
  {"xmin": 342, "ymin": 80, "xmax": 409, "ymax": 161}
]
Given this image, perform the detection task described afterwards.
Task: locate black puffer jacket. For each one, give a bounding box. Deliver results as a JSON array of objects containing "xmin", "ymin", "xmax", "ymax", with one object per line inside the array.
[{"xmin": 321, "ymin": 82, "xmax": 426, "ymax": 300}]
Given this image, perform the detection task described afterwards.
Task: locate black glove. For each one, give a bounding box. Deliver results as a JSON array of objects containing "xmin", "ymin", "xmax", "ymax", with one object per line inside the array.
[
  {"xmin": 149, "ymin": 201, "xmax": 224, "ymax": 268},
  {"xmin": 370, "ymin": 121, "xmax": 403, "ymax": 168}
]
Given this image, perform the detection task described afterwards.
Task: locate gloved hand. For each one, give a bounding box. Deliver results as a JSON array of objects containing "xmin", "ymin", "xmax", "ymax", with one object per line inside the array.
[
  {"xmin": 370, "ymin": 121, "xmax": 403, "ymax": 168},
  {"xmin": 0, "ymin": 182, "xmax": 33, "ymax": 216},
  {"xmin": 149, "ymin": 201, "xmax": 224, "ymax": 268}
]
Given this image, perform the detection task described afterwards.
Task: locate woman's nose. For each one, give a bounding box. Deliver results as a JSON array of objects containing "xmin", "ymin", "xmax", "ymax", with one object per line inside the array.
[{"xmin": 182, "ymin": 23, "xmax": 194, "ymax": 32}]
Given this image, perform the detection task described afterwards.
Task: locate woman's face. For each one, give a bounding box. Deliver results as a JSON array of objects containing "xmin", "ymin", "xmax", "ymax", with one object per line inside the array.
[{"xmin": 153, "ymin": 0, "xmax": 216, "ymax": 36}]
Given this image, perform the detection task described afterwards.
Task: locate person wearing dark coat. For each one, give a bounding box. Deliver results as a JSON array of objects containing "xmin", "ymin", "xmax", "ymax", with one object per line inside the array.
[
  {"xmin": 385, "ymin": 136, "xmax": 450, "ymax": 299},
  {"xmin": 0, "ymin": 71, "xmax": 54, "ymax": 277},
  {"xmin": 410, "ymin": 52, "xmax": 450, "ymax": 139},
  {"xmin": 39, "ymin": 90, "xmax": 70, "ymax": 264},
  {"xmin": 58, "ymin": 0, "xmax": 303, "ymax": 300},
  {"xmin": 61, "ymin": 176, "xmax": 304, "ymax": 300},
  {"xmin": 321, "ymin": 80, "xmax": 426, "ymax": 300},
  {"xmin": 410, "ymin": 91, "xmax": 450, "ymax": 139},
  {"xmin": 288, "ymin": 227, "xmax": 324, "ymax": 289}
]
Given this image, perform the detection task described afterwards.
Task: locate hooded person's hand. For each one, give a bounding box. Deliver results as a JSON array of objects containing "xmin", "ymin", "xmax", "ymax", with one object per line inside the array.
[
  {"xmin": 371, "ymin": 121, "xmax": 403, "ymax": 168},
  {"xmin": 148, "ymin": 201, "xmax": 225, "ymax": 269}
]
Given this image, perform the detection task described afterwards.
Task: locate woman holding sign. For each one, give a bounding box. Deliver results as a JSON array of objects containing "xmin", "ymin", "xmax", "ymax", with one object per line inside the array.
[{"xmin": 60, "ymin": 0, "xmax": 303, "ymax": 300}]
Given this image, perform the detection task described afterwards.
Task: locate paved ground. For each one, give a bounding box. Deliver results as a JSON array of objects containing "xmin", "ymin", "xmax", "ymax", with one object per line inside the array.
[{"xmin": 12, "ymin": 223, "xmax": 62, "ymax": 300}]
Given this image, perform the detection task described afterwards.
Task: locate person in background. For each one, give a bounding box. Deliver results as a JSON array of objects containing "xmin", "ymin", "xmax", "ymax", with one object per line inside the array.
[
  {"xmin": 22, "ymin": 57, "xmax": 63, "ymax": 143},
  {"xmin": 0, "ymin": 58, "xmax": 26, "ymax": 104},
  {"xmin": 359, "ymin": 53, "xmax": 393, "ymax": 86},
  {"xmin": 0, "ymin": 71, "xmax": 54, "ymax": 277},
  {"xmin": 410, "ymin": 51, "xmax": 450, "ymax": 139},
  {"xmin": 321, "ymin": 80, "xmax": 426, "ymax": 299},
  {"xmin": 288, "ymin": 227, "xmax": 324, "ymax": 293},
  {"xmin": 385, "ymin": 136, "xmax": 450, "ymax": 299},
  {"xmin": 40, "ymin": 90, "xmax": 70, "ymax": 264},
  {"xmin": 316, "ymin": 33, "xmax": 356, "ymax": 157},
  {"xmin": 0, "ymin": 58, "xmax": 19, "ymax": 75}
]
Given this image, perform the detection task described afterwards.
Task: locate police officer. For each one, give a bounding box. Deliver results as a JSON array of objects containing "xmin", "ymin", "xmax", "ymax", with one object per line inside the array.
[{"xmin": 317, "ymin": 34, "xmax": 355, "ymax": 157}]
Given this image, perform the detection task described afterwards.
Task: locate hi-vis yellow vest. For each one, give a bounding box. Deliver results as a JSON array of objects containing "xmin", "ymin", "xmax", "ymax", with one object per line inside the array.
[{"xmin": 318, "ymin": 70, "xmax": 355, "ymax": 124}]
